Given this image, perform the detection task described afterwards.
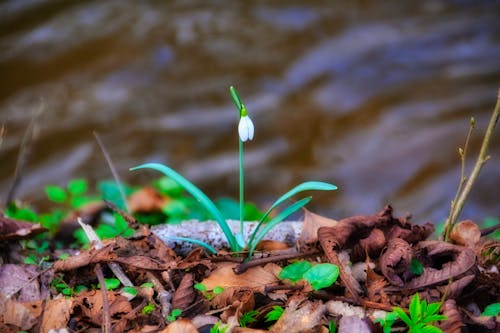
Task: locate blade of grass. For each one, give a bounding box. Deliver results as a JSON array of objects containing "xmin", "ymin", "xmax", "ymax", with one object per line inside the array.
[
  {"xmin": 130, "ymin": 163, "xmax": 239, "ymax": 251},
  {"xmin": 164, "ymin": 236, "xmax": 217, "ymax": 254},
  {"xmin": 247, "ymin": 181, "xmax": 337, "ymax": 249},
  {"xmin": 247, "ymin": 196, "xmax": 312, "ymax": 258}
]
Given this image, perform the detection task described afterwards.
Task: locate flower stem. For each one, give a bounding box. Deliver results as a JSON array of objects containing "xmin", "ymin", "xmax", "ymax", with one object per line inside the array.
[{"xmin": 239, "ymin": 138, "xmax": 245, "ymax": 242}]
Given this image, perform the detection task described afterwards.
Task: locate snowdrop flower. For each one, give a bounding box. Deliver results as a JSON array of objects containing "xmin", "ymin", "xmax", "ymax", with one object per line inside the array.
[{"xmin": 238, "ymin": 106, "xmax": 254, "ymax": 142}]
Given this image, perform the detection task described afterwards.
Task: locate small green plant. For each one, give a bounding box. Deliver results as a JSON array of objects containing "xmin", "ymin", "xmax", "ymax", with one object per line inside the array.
[
  {"xmin": 210, "ymin": 322, "xmax": 229, "ymax": 333},
  {"xmin": 481, "ymin": 303, "xmax": 500, "ymax": 316},
  {"xmin": 120, "ymin": 286, "xmax": 138, "ymax": 300},
  {"xmin": 141, "ymin": 303, "xmax": 156, "ymax": 315},
  {"xmin": 278, "ymin": 260, "xmax": 340, "ymax": 290},
  {"xmin": 131, "ymin": 86, "xmax": 337, "ymax": 255},
  {"xmin": 328, "ymin": 320, "xmax": 337, "ymax": 333},
  {"xmin": 410, "ymin": 258, "xmax": 424, "ymax": 276},
  {"xmin": 51, "ymin": 277, "xmax": 87, "ymax": 297},
  {"xmin": 45, "ymin": 178, "xmax": 95, "ymax": 209},
  {"xmin": 376, "ymin": 293, "xmax": 446, "ymax": 333},
  {"xmin": 166, "ymin": 308, "xmax": 182, "ymax": 322},
  {"xmin": 98, "ymin": 278, "xmax": 121, "ymax": 290},
  {"xmin": 239, "ymin": 310, "xmax": 259, "ymax": 327},
  {"xmin": 265, "ymin": 306, "xmax": 284, "ymax": 323},
  {"xmin": 194, "ymin": 283, "xmax": 224, "ymax": 300}
]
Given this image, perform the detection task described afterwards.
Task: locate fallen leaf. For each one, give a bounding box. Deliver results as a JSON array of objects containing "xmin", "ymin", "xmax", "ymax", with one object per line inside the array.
[
  {"xmin": 40, "ymin": 297, "xmax": 73, "ymax": 333},
  {"xmin": 0, "ymin": 215, "xmax": 46, "ymax": 241},
  {"xmin": 172, "ymin": 273, "xmax": 195, "ymax": 310},
  {"xmin": 438, "ymin": 299, "xmax": 464, "ymax": 333},
  {"xmin": 270, "ymin": 299, "xmax": 325, "ymax": 333},
  {"xmin": 379, "ymin": 238, "xmax": 413, "ymax": 287},
  {"xmin": 255, "ymin": 240, "xmax": 290, "ymax": 251},
  {"xmin": 0, "ymin": 264, "xmax": 41, "ymax": 302},
  {"xmin": 128, "ymin": 186, "xmax": 169, "ymax": 213},
  {"xmin": 338, "ymin": 315, "xmax": 372, "ymax": 333},
  {"xmin": 201, "ymin": 262, "xmax": 279, "ymax": 290},
  {"xmin": 450, "ymin": 220, "xmax": 481, "ymax": 247},
  {"xmin": 160, "ymin": 318, "xmax": 198, "ymax": 333},
  {"xmin": 299, "ymin": 209, "xmax": 338, "ymax": 246},
  {"xmin": 0, "ymin": 293, "xmax": 38, "ymax": 330}
]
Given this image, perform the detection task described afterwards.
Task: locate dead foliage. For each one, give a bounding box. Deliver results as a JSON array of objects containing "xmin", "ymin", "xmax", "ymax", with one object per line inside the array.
[{"xmin": 0, "ymin": 205, "xmax": 498, "ymax": 332}]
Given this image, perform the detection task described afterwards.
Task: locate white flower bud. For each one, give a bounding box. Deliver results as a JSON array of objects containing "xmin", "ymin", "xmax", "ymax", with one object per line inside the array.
[{"xmin": 238, "ymin": 115, "xmax": 254, "ymax": 142}]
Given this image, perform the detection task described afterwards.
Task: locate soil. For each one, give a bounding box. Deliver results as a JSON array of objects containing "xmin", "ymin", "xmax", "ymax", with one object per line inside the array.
[{"xmin": 0, "ymin": 204, "xmax": 499, "ymax": 333}]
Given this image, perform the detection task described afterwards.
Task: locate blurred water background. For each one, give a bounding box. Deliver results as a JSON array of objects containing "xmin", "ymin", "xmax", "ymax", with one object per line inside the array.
[{"xmin": 1, "ymin": 0, "xmax": 500, "ymax": 223}]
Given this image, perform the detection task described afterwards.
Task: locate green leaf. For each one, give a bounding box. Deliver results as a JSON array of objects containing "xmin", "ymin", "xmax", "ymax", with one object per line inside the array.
[
  {"xmin": 302, "ymin": 263, "xmax": 339, "ymax": 290},
  {"xmin": 5, "ymin": 203, "xmax": 39, "ymax": 222},
  {"xmin": 420, "ymin": 326, "xmax": 444, "ymax": 333},
  {"xmin": 279, "ymin": 261, "xmax": 313, "ymax": 283},
  {"xmin": 482, "ymin": 303, "xmax": 500, "ymax": 316},
  {"xmin": 482, "ymin": 218, "xmax": 500, "ymax": 239},
  {"xmin": 409, "ymin": 294, "xmax": 422, "ymax": 322},
  {"xmin": 328, "ymin": 320, "xmax": 337, "ymax": 333},
  {"xmin": 239, "ymin": 310, "xmax": 259, "ymax": 327},
  {"xmin": 67, "ymin": 178, "xmax": 88, "ymax": 196},
  {"xmin": 410, "ymin": 258, "xmax": 424, "ymax": 276},
  {"xmin": 45, "ymin": 185, "xmax": 67, "ymax": 203},
  {"xmin": 248, "ymin": 181, "xmax": 337, "ymax": 250},
  {"xmin": 141, "ymin": 282, "xmax": 154, "ymax": 288},
  {"xmin": 425, "ymin": 303, "xmax": 441, "ymax": 317},
  {"xmin": 154, "ymin": 177, "xmax": 184, "ymax": 197},
  {"xmin": 100, "ymin": 278, "xmax": 120, "ymax": 290},
  {"xmin": 265, "ymin": 306, "xmax": 284, "ymax": 322},
  {"xmin": 229, "ymin": 86, "xmax": 243, "ymax": 112},
  {"xmin": 23, "ymin": 255, "xmax": 37, "ymax": 265},
  {"xmin": 247, "ymin": 197, "xmax": 312, "ymax": 257},
  {"xmin": 142, "ymin": 303, "xmax": 155, "ymax": 315},
  {"xmin": 96, "ymin": 223, "xmax": 120, "ymax": 239},
  {"xmin": 164, "ymin": 236, "xmax": 217, "ymax": 254},
  {"xmin": 393, "ymin": 307, "xmax": 412, "ymax": 327},
  {"xmin": 162, "ymin": 200, "xmax": 188, "ymax": 218},
  {"xmin": 75, "ymin": 285, "xmax": 88, "ymax": 294},
  {"xmin": 213, "ymin": 286, "xmax": 225, "ymax": 294},
  {"xmin": 131, "ymin": 163, "xmax": 238, "ymax": 251},
  {"xmin": 194, "ymin": 283, "xmax": 207, "ymax": 291},
  {"xmin": 98, "ymin": 181, "xmax": 130, "ymax": 210}
]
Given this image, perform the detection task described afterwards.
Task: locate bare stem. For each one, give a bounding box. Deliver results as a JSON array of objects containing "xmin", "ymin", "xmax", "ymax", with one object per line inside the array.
[{"xmin": 443, "ymin": 89, "xmax": 500, "ymax": 241}]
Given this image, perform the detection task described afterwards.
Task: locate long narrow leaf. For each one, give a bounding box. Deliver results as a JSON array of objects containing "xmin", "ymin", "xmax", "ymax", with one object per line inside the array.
[
  {"xmin": 393, "ymin": 307, "xmax": 412, "ymax": 327},
  {"xmin": 130, "ymin": 163, "xmax": 238, "ymax": 250},
  {"xmin": 247, "ymin": 197, "xmax": 312, "ymax": 258},
  {"xmin": 165, "ymin": 236, "xmax": 217, "ymax": 254},
  {"xmin": 248, "ymin": 181, "xmax": 337, "ymax": 247},
  {"xmin": 425, "ymin": 303, "xmax": 441, "ymax": 317}
]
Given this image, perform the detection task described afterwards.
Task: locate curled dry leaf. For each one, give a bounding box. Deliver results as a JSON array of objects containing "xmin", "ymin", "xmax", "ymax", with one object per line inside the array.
[
  {"xmin": 438, "ymin": 274, "xmax": 475, "ymax": 299},
  {"xmin": 352, "ymin": 228, "xmax": 386, "ymax": 262},
  {"xmin": 379, "ymin": 238, "xmax": 413, "ymax": 287},
  {"xmin": 172, "ymin": 273, "xmax": 195, "ymax": 311},
  {"xmin": 439, "ymin": 299, "xmax": 464, "ymax": 333},
  {"xmin": 405, "ymin": 241, "xmax": 476, "ymax": 289},
  {"xmin": 450, "ymin": 220, "xmax": 481, "ymax": 247},
  {"xmin": 0, "ymin": 215, "xmax": 46, "ymax": 241},
  {"xmin": 0, "ymin": 293, "xmax": 39, "ymax": 330}
]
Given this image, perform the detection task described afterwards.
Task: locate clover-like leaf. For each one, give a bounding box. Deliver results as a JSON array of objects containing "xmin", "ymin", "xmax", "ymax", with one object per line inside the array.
[
  {"xmin": 302, "ymin": 263, "xmax": 339, "ymax": 290},
  {"xmin": 278, "ymin": 261, "xmax": 313, "ymax": 283}
]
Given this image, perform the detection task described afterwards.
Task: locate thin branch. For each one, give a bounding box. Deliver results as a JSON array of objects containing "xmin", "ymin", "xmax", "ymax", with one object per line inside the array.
[
  {"xmin": 93, "ymin": 132, "xmax": 130, "ymax": 212},
  {"xmin": 5, "ymin": 101, "xmax": 45, "ymax": 203},
  {"xmin": 95, "ymin": 263, "xmax": 112, "ymax": 333},
  {"xmin": 443, "ymin": 89, "xmax": 500, "ymax": 241}
]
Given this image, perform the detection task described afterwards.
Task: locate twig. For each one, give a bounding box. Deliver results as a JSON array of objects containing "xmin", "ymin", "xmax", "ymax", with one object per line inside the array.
[
  {"xmin": 94, "ymin": 132, "xmax": 130, "ymax": 212},
  {"xmin": 443, "ymin": 89, "xmax": 500, "ymax": 241},
  {"xmin": 5, "ymin": 101, "xmax": 45, "ymax": 204},
  {"xmin": 233, "ymin": 249, "xmax": 319, "ymax": 274},
  {"xmin": 480, "ymin": 223, "xmax": 500, "ymax": 236},
  {"xmin": 95, "ymin": 263, "xmax": 112, "ymax": 333},
  {"xmin": 0, "ymin": 125, "xmax": 4, "ymax": 149}
]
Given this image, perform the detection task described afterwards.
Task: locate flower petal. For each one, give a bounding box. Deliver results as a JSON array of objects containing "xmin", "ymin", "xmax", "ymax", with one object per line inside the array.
[{"xmin": 238, "ymin": 116, "xmax": 254, "ymax": 142}]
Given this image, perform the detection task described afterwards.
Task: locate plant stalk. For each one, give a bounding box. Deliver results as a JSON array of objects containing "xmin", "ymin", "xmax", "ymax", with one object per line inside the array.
[
  {"xmin": 239, "ymin": 138, "xmax": 245, "ymax": 242},
  {"xmin": 443, "ymin": 89, "xmax": 500, "ymax": 240}
]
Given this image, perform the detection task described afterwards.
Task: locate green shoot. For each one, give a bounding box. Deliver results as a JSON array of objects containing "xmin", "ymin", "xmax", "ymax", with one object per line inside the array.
[
  {"xmin": 265, "ymin": 306, "xmax": 284, "ymax": 323},
  {"xmin": 210, "ymin": 322, "xmax": 229, "ymax": 333},
  {"xmin": 328, "ymin": 320, "xmax": 337, "ymax": 333},
  {"xmin": 377, "ymin": 293, "xmax": 446, "ymax": 333},
  {"xmin": 141, "ymin": 303, "xmax": 156, "ymax": 315},
  {"xmin": 410, "ymin": 258, "xmax": 424, "ymax": 276},
  {"xmin": 167, "ymin": 308, "xmax": 182, "ymax": 322},
  {"xmin": 239, "ymin": 310, "xmax": 259, "ymax": 327}
]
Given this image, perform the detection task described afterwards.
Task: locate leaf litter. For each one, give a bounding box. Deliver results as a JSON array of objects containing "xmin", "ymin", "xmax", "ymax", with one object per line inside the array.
[{"xmin": 0, "ymin": 204, "xmax": 498, "ymax": 332}]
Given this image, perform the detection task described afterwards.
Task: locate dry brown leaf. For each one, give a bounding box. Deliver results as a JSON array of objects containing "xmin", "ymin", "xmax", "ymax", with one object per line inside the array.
[
  {"xmin": 172, "ymin": 273, "xmax": 195, "ymax": 310},
  {"xmin": 40, "ymin": 297, "xmax": 73, "ymax": 333},
  {"xmin": 0, "ymin": 215, "xmax": 46, "ymax": 241},
  {"xmin": 73, "ymin": 290, "xmax": 132, "ymax": 326},
  {"xmin": 379, "ymin": 238, "xmax": 413, "ymax": 287},
  {"xmin": 365, "ymin": 260, "xmax": 389, "ymax": 303},
  {"xmin": 450, "ymin": 220, "xmax": 481, "ymax": 247},
  {"xmin": 270, "ymin": 299, "xmax": 325, "ymax": 333},
  {"xmin": 352, "ymin": 228, "xmax": 386, "ymax": 261},
  {"xmin": 255, "ymin": 239, "xmax": 290, "ymax": 251},
  {"xmin": 299, "ymin": 209, "xmax": 338, "ymax": 245},
  {"xmin": 0, "ymin": 264, "xmax": 41, "ymax": 302},
  {"xmin": 160, "ymin": 318, "xmax": 198, "ymax": 333},
  {"xmin": 338, "ymin": 316, "xmax": 372, "ymax": 333},
  {"xmin": 128, "ymin": 186, "xmax": 169, "ymax": 213},
  {"xmin": 200, "ymin": 262, "xmax": 279, "ymax": 290},
  {"xmin": 439, "ymin": 299, "xmax": 464, "ymax": 333},
  {"xmin": 233, "ymin": 328, "xmax": 268, "ymax": 333},
  {"xmin": 0, "ymin": 293, "xmax": 38, "ymax": 330},
  {"xmin": 405, "ymin": 241, "xmax": 476, "ymax": 289}
]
